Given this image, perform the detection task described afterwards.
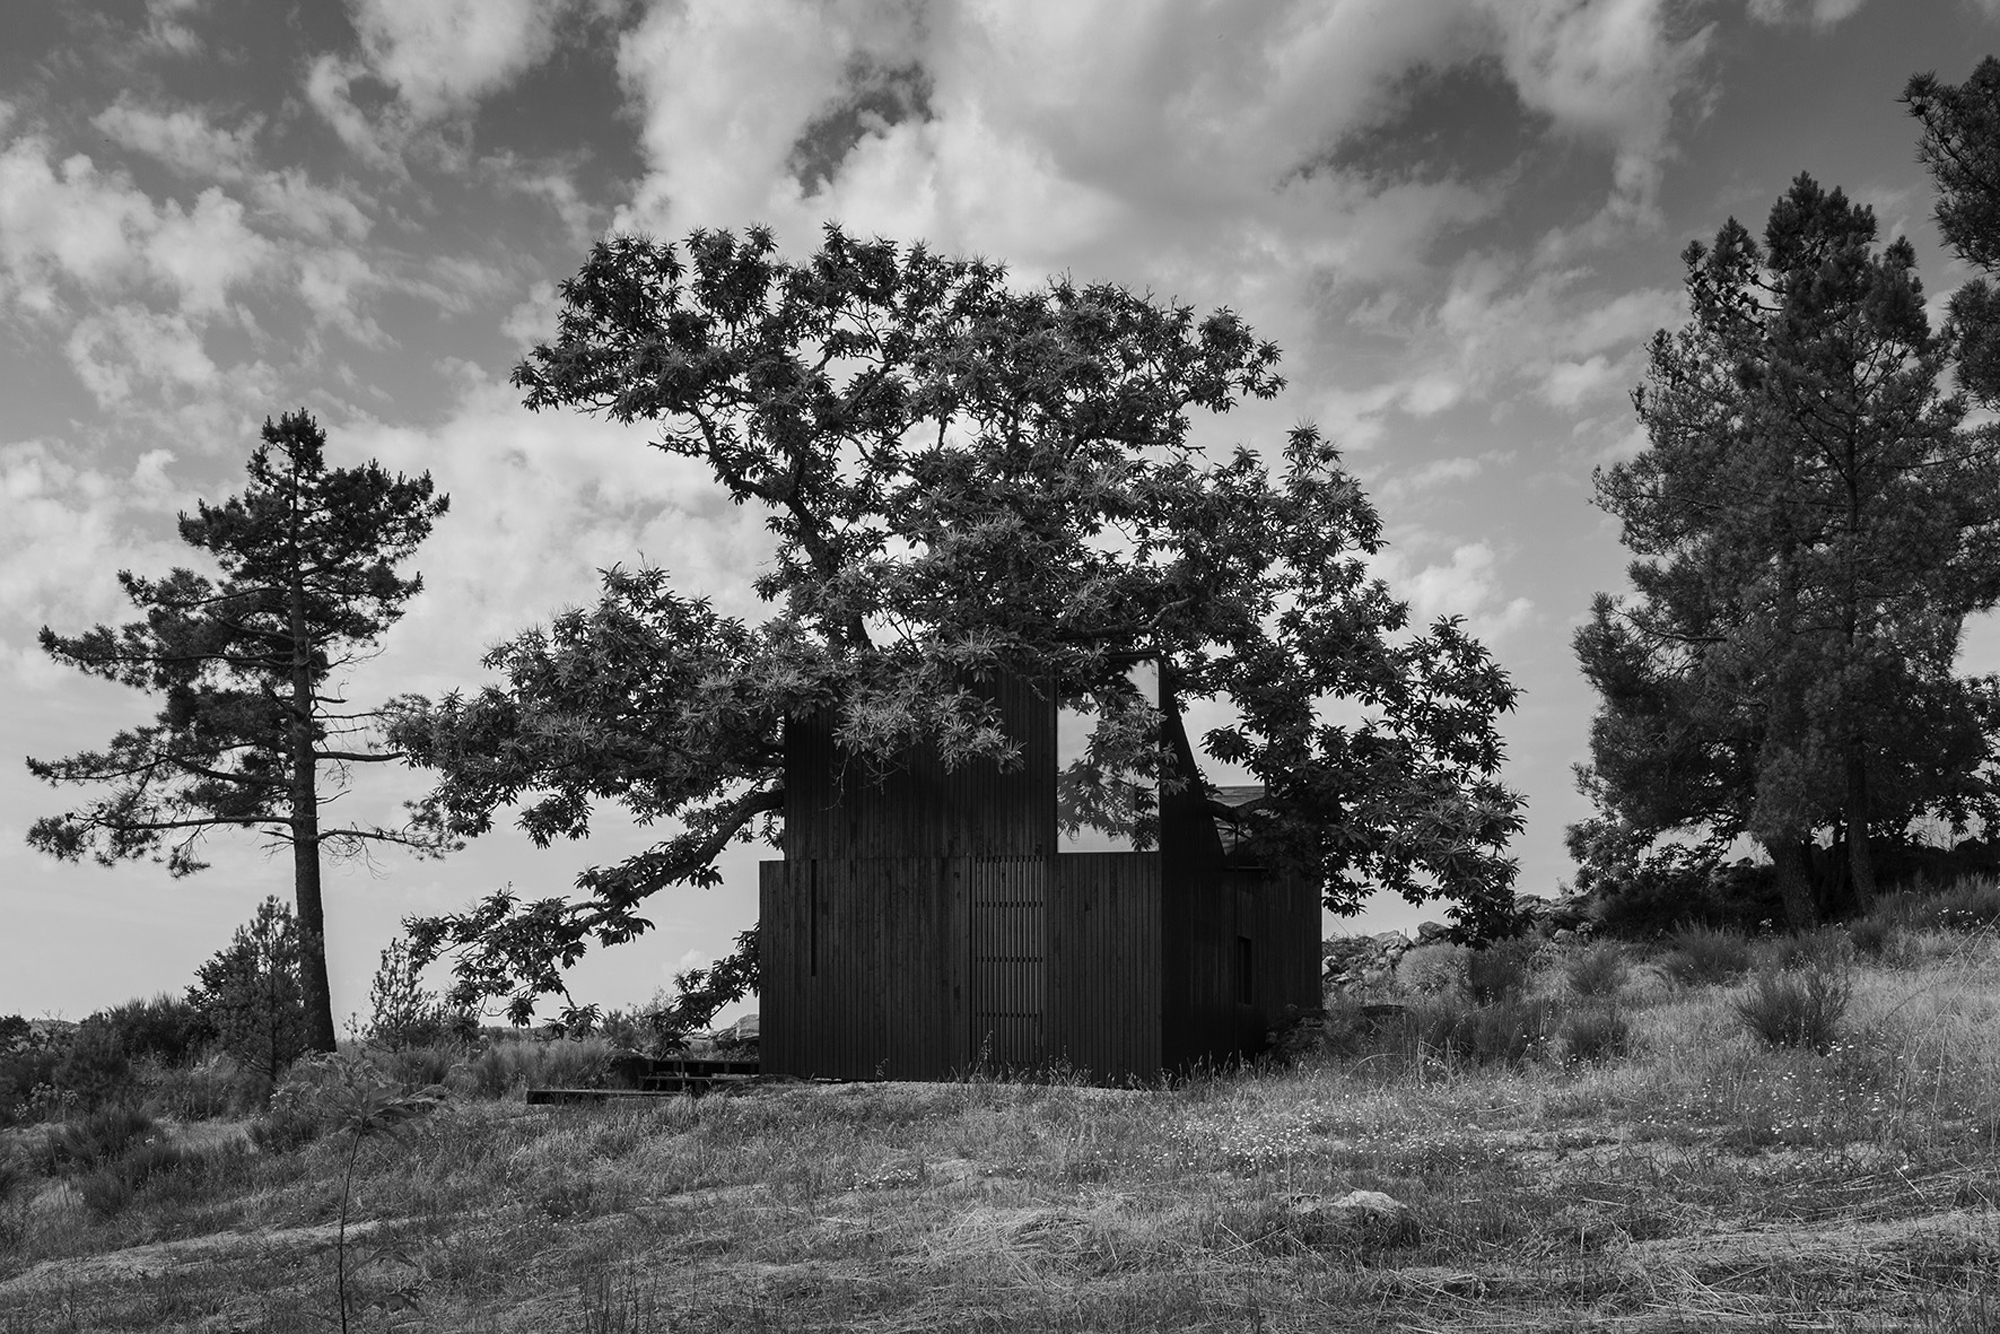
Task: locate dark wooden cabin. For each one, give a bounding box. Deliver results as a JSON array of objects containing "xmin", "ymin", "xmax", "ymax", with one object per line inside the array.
[{"xmin": 757, "ymin": 664, "xmax": 1320, "ymax": 1081}]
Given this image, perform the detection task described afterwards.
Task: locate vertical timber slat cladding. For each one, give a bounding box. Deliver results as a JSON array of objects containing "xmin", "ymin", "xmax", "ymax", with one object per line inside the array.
[
  {"xmin": 759, "ymin": 663, "xmax": 1319, "ymax": 1081},
  {"xmin": 1049, "ymin": 852, "xmax": 1161, "ymax": 1079}
]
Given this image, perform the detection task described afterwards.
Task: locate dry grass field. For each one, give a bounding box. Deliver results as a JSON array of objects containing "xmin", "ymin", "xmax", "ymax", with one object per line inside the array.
[{"xmin": 3, "ymin": 917, "xmax": 1998, "ymax": 1332}]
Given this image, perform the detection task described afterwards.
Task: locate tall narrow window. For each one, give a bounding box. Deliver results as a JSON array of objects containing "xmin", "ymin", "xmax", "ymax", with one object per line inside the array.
[{"xmin": 1056, "ymin": 658, "xmax": 1161, "ymax": 852}]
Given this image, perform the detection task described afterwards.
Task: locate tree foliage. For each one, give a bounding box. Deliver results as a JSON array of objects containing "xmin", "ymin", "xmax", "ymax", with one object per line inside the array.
[
  {"xmin": 1908, "ymin": 57, "xmax": 2000, "ymax": 404},
  {"xmin": 28, "ymin": 411, "xmax": 450, "ymax": 1050},
  {"xmin": 189, "ymin": 895, "xmax": 311, "ymax": 1087},
  {"xmin": 392, "ymin": 225, "xmax": 1525, "ymax": 1025},
  {"xmin": 1574, "ymin": 175, "xmax": 2000, "ymax": 925}
]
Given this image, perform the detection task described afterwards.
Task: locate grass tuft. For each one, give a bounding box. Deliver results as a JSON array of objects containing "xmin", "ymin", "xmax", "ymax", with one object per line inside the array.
[
  {"xmin": 1734, "ymin": 959, "xmax": 1854, "ymax": 1054},
  {"xmin": 1657, "ymin": 923, "xmax": 1757, "ymax": 986}
]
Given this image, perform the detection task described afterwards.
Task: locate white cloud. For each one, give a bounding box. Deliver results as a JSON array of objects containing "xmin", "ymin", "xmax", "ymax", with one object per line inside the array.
[
  {"xmin": 348, "ymin": 0, "xmax": 570, "ymax": 122},
  {"xmin": 501, "ymin": 280, "xmax": 560, "ymax": 350},
  {"xmin": 144, "ymin": 188, "xmax": 275, "ymax": 316},
  {"xmin": 92, "ymin": 98, "xmax": 259, "ymax": 181},
  {"xmin": 306, "ymin": 0, "xmax": 579, "ymax": 174},
  {"xmin": 1746, "ymin": 0, "xmax": 1870, "ymax": 28},
  {"xmin": 0, "ymin": 139, "xmax": 161, "ymax": 312},
  {"xmin": 246, "ymin": 169, "xmax": 373, "ymax": 243},
  {"xmin": 0, "ymin": 137, "xmax": 270, "ymax": 319},
  {"xmin": 1376, "ymin": 540, "xmax": 1535, "ymax": 640},
  {"xmin": 65, "ymin": 305, "xmax": 219, "ymax": 407},
  {"xmin": 1481, "ymin": 0, "xmax": 1712, "ymax": 224},
  {"xmin": 143, "ymin": 0, "xmax": 208, "ymax": 57},
  {"xmin": 298, "ymin": 248, "xmax": 389, "ymax": 345},
  {"xmin": 0, "ymin": 439, "xmax": 191, "ymax": 658}
]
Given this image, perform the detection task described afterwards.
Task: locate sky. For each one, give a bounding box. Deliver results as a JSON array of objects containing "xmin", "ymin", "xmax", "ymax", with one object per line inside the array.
[{"xmin": 6, "ymin": 0, "xmax": 2000, "ymax": 1028}]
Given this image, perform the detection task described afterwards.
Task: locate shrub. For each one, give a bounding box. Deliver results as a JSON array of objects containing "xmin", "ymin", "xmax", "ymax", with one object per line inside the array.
[
  {"xmin": 1758, "ymin": 926, "xmax": 1853, "ymax": 974},
  {"xmin": 456, "ymin": 1036, "xmax": 615, "ymax": 1099},
  {"xmin": 1656, "ymin": 924, "xmax": 1756, "ymax": 986},
  {"xmin": 1847, "ymin": 913, "xmax": 1896, "ymax": 958},
  {"xmin": 1561, "ymin": 1006, "xmax": 1631, "ymax": 1063},
  {"xmin": 1399, "ymin": 995, "xmax": 1560, "ymax": 1066},
  {"xmin": 52, "ymin": 1023, "xmax": 131, "ymax": 1109},
  {"xmin": 78, "ymin": 1138, "xmax": 196, "ymax": 1219},
  {"xmin": 1467, "ymin": 938, "xmax": 1537, "ymax": 1003},
  {"xmin": 141, "ymin": 1053, "xmax": 262, "ymax": 1121},
  {"xmin": 86, "ymin": 994, "xmax": 215, "ymax": 1066},
  {"xmin": 251, "ymin": 1051, "xmax": 354, "ymax": 1151},
  {"xmin": 0, "ymin": 1021, "xmax": 63, "ymax": 1126},
  {"xmin": 1926, "ymin": 876, "xmax": 2000, "ymax": 932},
  {"xmin": 47, "ymin": 1104, "xmax": 157, "ymax": 1172},
  {"xmin": 1734, "ymin": 962, "xmax": 1852, "ymax": 1054},
  {"xmin": 1565, "ymin": 942, "xmax": 1629, "ymax": 998},
  {"xmin": 189, "ymin": 896, "xmax": 311, "ymax": 1086},
  {"xmin": 1396, "ymin": 943, "xmax": 1468, "ymax": 997}
]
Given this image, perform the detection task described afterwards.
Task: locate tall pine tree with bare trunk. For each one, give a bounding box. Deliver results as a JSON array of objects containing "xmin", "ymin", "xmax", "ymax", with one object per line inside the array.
[{"xmin": 28, "ymin": 411, "xmax": 450, "ymax": 1052}]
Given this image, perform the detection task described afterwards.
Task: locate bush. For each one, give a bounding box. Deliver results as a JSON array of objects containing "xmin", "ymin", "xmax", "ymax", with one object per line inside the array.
[
  {"xmin": 1847, "ymin": 913, "xmax": 1896, "ymax": 958},
  {"xmin": 1565, "ymin": 942, "xmax": 1629, "ymax": 997},
  {"xmin": 47, "ymin": 1104, "xmax": 157, "ymax": 1173},
  {"xmin": 1561, "ymin": 1006, "xmax": 1631, "ymax": 1063},
  {"xmin": 1467, "ymin": 938, "xmax": 1537, "ymax": 1003},
  {"xmin": 251, "ymin": 1051, "xmax": 353, "ymax": 1152},
  {"xmin": 1399, "ymin": 995, "xmax": 1560, "ymax": 1066},
  {"xmin": 52, "ymin": 1023, "xmax": 130, "ymax": 1109},
  {"xmin": 1758, "ymin": 926, "xmax": 1853, "ymax": 974},
  {"xmin": 86, "ymin": 994, "xmax": 215, "ymax": 1066},
  {"xmin": 141, "ymin": 1053, "xmax": 262, "ymax": 1121},
  {"xmin": 458, "ymin": 1036, "xmax": 615, "ymax": 1099},
  {"xmin": 1656, "ymin": 924, "xmax": 1756, "ymax": 986},
  {"xmin": 1734, "ymin": 961, "xmax": 1852, "ymax": 1054},
  {"xmin": 78, "ymin": 1138, "xmax": 197, "ymax": 1219},
  {"xmin": 1396, "ymin": 943, "xmax": 1468, "ymax": 997},
  {"xmin": 0, "ymin": 1020, "xmax": 62, "ymax": 1126}
]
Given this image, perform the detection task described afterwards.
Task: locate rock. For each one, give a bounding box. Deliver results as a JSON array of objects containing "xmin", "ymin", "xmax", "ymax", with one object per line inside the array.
[
  {"xmin": 1286, "ymin": 1189, "xmax": 1421, "ymax": 1247},
  {"xmin": 1415, "ymin": 920, "xmax": 1450, "ymax": 943},
  {"xmin": 1372, "ymin": 930, "xmax": 1411, "ymax": 949}
]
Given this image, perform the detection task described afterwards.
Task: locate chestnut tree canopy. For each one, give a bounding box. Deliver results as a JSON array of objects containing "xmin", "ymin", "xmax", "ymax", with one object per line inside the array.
[{"xmin": 390, "ymin": 226, "xmax": 1524, "ymax": 1031}]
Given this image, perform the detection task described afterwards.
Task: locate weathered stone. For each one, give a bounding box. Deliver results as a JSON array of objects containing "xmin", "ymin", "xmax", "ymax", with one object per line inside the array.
[
  {"xmin": 1286, "ymin": 1188, "xmax": 1421, "ymax": 1246},
  {"xmin": 1415, "ymin": 920, "xmax": 1450, "ymax": 943}
]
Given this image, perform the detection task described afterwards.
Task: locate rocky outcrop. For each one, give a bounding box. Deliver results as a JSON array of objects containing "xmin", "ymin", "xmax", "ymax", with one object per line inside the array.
[{"xmin": 1321, "ymin": 929, "xmax": 1424, "ymax": 991}]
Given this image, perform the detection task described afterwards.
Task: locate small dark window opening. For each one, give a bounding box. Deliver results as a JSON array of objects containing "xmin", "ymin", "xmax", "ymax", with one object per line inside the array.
[
  {"xmin": 809, "ymin": 859, "xmax": 819, "ymax": 978},
  {"xmin": 1235, "ymin": 935, "xmax": 1253, "ymax": 1005}
]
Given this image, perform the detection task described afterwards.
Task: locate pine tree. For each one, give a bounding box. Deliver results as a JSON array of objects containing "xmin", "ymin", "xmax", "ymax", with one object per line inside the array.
[
  {"xmin": 1577, "ymin": 175, "xmax": 2000, "ymax": 925},
  {"xmin": 29, "ymin": 411, "xmax": 450, "ymax": 1051}
]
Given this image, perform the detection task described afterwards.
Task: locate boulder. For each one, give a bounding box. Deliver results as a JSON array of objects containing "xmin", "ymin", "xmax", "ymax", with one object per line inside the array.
[{"xmin": 1286, "ymin": 1189, "xmax": 1421, "ymax": 1247}]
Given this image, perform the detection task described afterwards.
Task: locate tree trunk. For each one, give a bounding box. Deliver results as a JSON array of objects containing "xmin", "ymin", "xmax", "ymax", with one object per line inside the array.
[
  {"xmin": 1770, "ymin": 837, "xmax": 1817, "ymax": 930},
  {"xmin": 1845, "ymin": 737, "xmax": 1877, "ymax": 915},
  {"xmin": 289, "ymin": 562, "xmax": 337, "ymax": 1054}
]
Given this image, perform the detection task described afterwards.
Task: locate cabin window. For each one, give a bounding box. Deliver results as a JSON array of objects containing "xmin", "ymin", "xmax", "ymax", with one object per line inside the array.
[
  {"xmin": 1056, "ymin": 658, "xmax": 1161, "ymax": 852},
  {"xmin": 1235, "ymin": 935, "xmax": 1254, "ymax": 1004}
]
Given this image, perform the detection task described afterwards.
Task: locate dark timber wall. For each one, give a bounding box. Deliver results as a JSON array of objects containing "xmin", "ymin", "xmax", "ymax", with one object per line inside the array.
[{"xmin": 758, "ymin": 668, "xmax": 1319, "ymax": 1082}]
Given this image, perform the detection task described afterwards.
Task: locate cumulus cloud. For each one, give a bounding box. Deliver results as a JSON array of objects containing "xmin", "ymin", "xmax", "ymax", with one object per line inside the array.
[
  {"xmin": 349, "ymin": 0, "xmax": 570, "ymax": 122},
  {"xmin": 307, "ymin": 0, "xmax": 582, "ymax": 173},
  {"xmin": 0, "ymin": 438, "xmax": 194, "ymax": 666},
  {"xmin": 0, "ymin": 137, "xmax": 271, "ymax": 318},
  {"xmin": 65, "ymin": 305, "xmax": 219, "ymax": 408},
  {"xmin": 92, "ymin": 98, "xmax": 260, "ymax": 180},
  {"xmin": 1376, "ymin": 540, "xmax": 1535, "ymax": 641}
]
